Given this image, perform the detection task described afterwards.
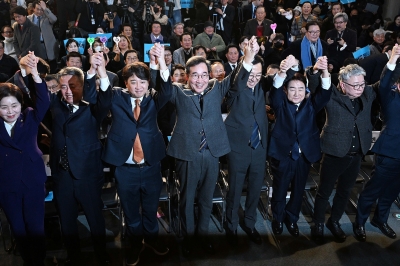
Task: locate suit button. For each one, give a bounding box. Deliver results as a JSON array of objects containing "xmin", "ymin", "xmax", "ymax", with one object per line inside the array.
[{"xmin": 20, "ymin": 151, "xmax": 22, "ymax": 154}]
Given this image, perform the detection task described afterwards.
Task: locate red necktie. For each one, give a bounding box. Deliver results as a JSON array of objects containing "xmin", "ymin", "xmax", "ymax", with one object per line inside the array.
[{"xmin": 132, "ymin": 99, "xmax": 144, "ymax": 163}]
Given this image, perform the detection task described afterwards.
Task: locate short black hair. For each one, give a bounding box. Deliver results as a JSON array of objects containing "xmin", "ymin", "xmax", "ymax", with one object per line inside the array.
[
  {"xmin": 252, "ymin": 55, "xmax": 264, "ymax": 67},
  {"xmin": 45, "ymin": 74, "xmax": 59, "ymax": 83},
  {"xmin": 193, "ymin": 45, "xmax": 207, "ymax": 54},
  {"xmin": 11, "ymin": 6, "xmax": 27, "ymax": 17},
  {"xmin": 179, "ymin": 32, "xmax": 192, "ymax": 42},
  {"xmin": 267, "ymin": 64, "xmax": 280, "ymax": 70},
  {"xmin": 185, "ymin": 56, "xmax": 211, "ymax": 75},
  {"xmin": 284, "ymin": 73, "xmax": 307, "ymax": 90},
  {"xmin": 172, "ymin": 64, "xmax": 185, "ymax": 76},
  {"xmin": 225, "ymin": 44, "xmax": 239, "ymax": 54},
  {"xmin": 122, "ymin": 62, "xmax": 150, "ymax": 82},
  {"xmin": 0, "ymin": 83, "xmax": 23, "ymax": 106},
  {"xmin": 37, "ymin": 57, "xmax": 50, "ymax": 75},
  {"xmin": 66, "ymin": 38, "xmax": 79, "ymax": 49},
  {"xmin": 151, "ymin": 21, "xmax": 162, "ymax": 28},
  {"xmin": 305, "ymin": 21, "xmax": 321, "ymax": 31},
  {"xmin": 239, "ymin": 36, "xmax": 250, "ymax": 44},
  {"xmin": 1, "ymin": 25, "xmax": 13, "ymax": 33},
  {"xmin": 164, "ymin": 45, "xmax": 172, "ymax": 54},
  {"xmin": 66, "ymin": 51, "xmax": 82, "ymax": 62}
]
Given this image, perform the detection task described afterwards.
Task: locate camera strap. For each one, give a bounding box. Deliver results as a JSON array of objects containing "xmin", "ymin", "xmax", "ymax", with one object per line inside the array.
[{"xmin": 88, "ymin": 2, "xmax": 95, "ymax": 25}]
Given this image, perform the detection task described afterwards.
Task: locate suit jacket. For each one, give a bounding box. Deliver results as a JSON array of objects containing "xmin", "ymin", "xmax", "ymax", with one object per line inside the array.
[
  {"xmin": 268, "ymin": 74, "xmax": 332, "ymax": 162},
  {"xmin": 173, "ymin": 47, "xmax": 192, "ymax": 67},
  {"xmin": 243, "ymin": 18, "xmax": 273, "ymax": 37},
  {"xmin": 242, "ymin": 3, "xmax": 256, "ymax": 23},
  {"xmin": 143, "ymin": 34, "xmax": 165, "ymax": 44},
  {"xmin": 224, "ymin": 64, "xmax": 268, "ymax": 152},
  {"xmin": 325, "ymin": 28, "xmax": 357, "ymax": 67},
  {"xmin": 193, "ymin": 32, "xmax": 226, "ymax": 60},
  {"xmin": 281, "ymin": 39, "xmax": 329, "ymax": 70},
  {"xmin": 107, "ymin": 70, "xmax": 119, "ymax": 88},
  {"xmin": 224, "ymin": 62, "xmax": 237, "ymax": 76},
  {"xmin": 27, "ymin": 8, "xmax": 59, "ymax": 61},
  {"xmin": 13, "ymin": 18, "xmax": 46, "ymax": 59},
  {"xmin": 359, "ymin": 53, "xmax": 389, "ymax": 84},
  {"xmin": 160, "ymin": 73, "xmax": 231, "ymax": 161},
  {"xmin": 100, "ymin": 81, "xmax": 171, "ymax": 166},
  {"xmin": 49, "ymin": 75, "xmax": 111, "ymax": 178},
  {"xmin": 308, "ymin": 72, "xmax": 377, "ymax": 157},
  {"xmin": 0, "ymin": 80, "xmax": 50, "ymax": 193},
  {"xmin": 371, "ymin": 64, "xmax": 400, "ymax": 159},
  {"xmin": 214, "ymin": 4, "xmax": 235, "ymax": 38}
]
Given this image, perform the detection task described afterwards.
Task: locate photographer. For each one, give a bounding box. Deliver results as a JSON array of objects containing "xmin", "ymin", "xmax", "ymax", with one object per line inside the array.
[
  {"xmin": 117, "ymin": 0, "xmax": 144, "ymax": 41},
  {"xmin": 142, "ymin": 0, "xmax": 168, "ymax": 26},
  {"xmin": 164, "ymin": 0, "xmax": 181, "ymax": 26},
  {"xmin": 75, "ymin": 0, "xmax": 105, "ymax": 34},
  {"xmin": 100, "ymin": 5, "xmax": 121, "ymax": 36},
  {"xmin": 209, "ymin": 0, "xmax": 235, "ymax": 45}
]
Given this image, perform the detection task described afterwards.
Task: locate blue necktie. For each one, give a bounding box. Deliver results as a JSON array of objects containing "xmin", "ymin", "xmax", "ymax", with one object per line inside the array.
[{"xmin": 250, "ymin": 121, "xmax": 260, "ymax": 149}]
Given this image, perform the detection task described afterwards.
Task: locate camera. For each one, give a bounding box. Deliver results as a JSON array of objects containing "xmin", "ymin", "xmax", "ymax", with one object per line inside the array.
[
  {"xmin": 212, "ymin": 0, "xmax": 220, "ymax": 10},
  {"xmin": 121, "ymin": 0, "xmax": 130, "ymax": 9},
  {"xmin": 106, "ymin": 11, "xmax": 114, "ymax": 20}
]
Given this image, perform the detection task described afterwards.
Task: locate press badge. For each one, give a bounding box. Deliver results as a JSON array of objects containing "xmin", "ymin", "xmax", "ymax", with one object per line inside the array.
[{"xmin": 91, "ymin": 15, "xmax": 95, "ymax": 25}]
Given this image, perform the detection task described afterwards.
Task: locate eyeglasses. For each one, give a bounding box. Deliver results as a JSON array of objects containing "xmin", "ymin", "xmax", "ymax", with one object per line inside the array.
[
  {"xmin": 307, "ymin": 30, "xmax": 320, "ymax": 35},
  {"xmin": 249, "ymin": 73, "xmax": 262, "ymax": 80},
  {"xmin": 342, "ymin": 81, "xmax": 366, "ymax": 90},
  {"xmin": 190, "ymin": 73, "xmax": 209, "ymax": 80},
  {"xmin": 48, "ymin": 85, "xmax": 59, "ymax": 90},
  {"xmin": 334, "ymin": 21, "xmax": 345, "ymax": 25},
  {"xmin": 2, "ymin": 31, "xmax": 12, "ymax": 34},
  {"xmin": 164, "ymin": 54, "xmax": 172, "ymax": 57},
  {"xmin": 126, "ymin": 56, "xmax": 138, "ymax": 60}
]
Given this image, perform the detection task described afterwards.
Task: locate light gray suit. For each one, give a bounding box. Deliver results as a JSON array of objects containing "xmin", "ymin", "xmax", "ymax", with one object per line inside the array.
[
  {"xmin": 28, "ymin": 8, "xmax": 59, "ymax": 61},
  {"xmin": 172, "ymin": 47, "xmax": 192, "ymax": 66}
]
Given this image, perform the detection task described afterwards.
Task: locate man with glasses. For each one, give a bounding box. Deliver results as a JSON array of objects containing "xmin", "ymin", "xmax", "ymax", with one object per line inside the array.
[
  {"xmin": 155, "ymin": 37, "xmax": 259, "ymax": 257},
  {"xmin": 282, "ymin": 21, "xmax": 328, "ymax": 71},
  {"xmin": 311, "ymin": 63, "xmax": 376, "ymax": 244},
  {"xmin": 325, "ymin": 12, "xmax": 357, "ymax": 68},
  {"xmin": 116, "ymin": 49, "xmax": 139, "ymax": 87},
  {"xmin": 163, "ymin": 46, "xmax": 174, "ymax": 73}
]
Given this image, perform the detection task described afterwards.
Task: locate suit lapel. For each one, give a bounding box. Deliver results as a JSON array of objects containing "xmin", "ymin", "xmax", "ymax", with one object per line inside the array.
[
  {"xmin": 186, "ymin": 89, "xmax": 201, "ymax": 114},
  {"xmin": 122, "ymin": 92, "xmax": 135, "ymax": 122},
  {"xmin": 0, "ymin": 117, "xmax": 22, "ymax": 150}
]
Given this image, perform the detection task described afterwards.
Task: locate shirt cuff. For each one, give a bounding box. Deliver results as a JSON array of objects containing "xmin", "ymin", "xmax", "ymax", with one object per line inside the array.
[
  {"xmin": 321, "ymin": 76, "xmax": 331, "ymax": 90},
  {"xmin": 340, "ymin": 43, "xmax": 347, "ymax": 51},
  {"xmin": 150, "ymin": 63, "xmax": 159, "ymax": 70},
  {"xmin": 87, "ymin": 72, "xmax": 96, "ymax": 79},
  {"xmin": 20, "ymin": 68, "xmax": 27, "ymax": 77},
  {"xmin": 387, "ymin": 62, "xmax": 396, "ymax": 71},
  {"xmin": 242, "ymin": 62, "xmax": 253, "ymax": 72},
  {"xmin": 273, "ymin": 74, "xmax": 286, "ymax": 88},
  {"xmin": 99, "ymin": 77, "xmax": 110, "ymax": 91},
  {"xmin": 223, "ymin": 14, "xmax": 226, "ymax": 18},
  {"xmin": 291, "ymin": 65, "xmax": 299, "ymax": 71},
  {"xmin": 160, "ymin": 69, "xmax": 170, "ymax": 82}
]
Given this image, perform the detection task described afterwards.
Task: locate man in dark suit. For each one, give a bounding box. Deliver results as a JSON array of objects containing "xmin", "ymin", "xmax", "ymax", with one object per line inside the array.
[
  {"xmin": 354, "ymin": 45, "xmax": 400, "ymax": 241},
  {"xmin": 242, "ymin": 0, "xmax": 264, "ymax": 23},
  {"xmin": 243, "ymin": 6, "xmax": 273, "ymax": 37},
  {"xmin": 325, "ymin": 13, "xmax": 357, "ymax": 68},
  {"xmin": 224, "ymin": 38, "xmax": 269, "ymax": 245},
  {"xmin": 224, "ymin": 44, "xmax": 239, "ymax": 76},
  {"xmin": 158, "ymin": 51, "xmax": 247, "ymax": 255},
  {"xmin": 269, "ymin": 56, "xmax": 332, "ymax": 237},
  {"xmin": 99, "ymin": 44, "xmax": 170, "ymax": 266},
  {"xmin": 143, "ymin": 21, "xmax": 165, "ymax": 44},
  {"xmin": 282, "ymin": 21, "xmax": 329, "ymax": 71},
  {"xmin": 11, "ymin": 6, "xmax": 46, "ymax": 60},
  {"xmin": 211, "ymin": 0, "xmax": 235, "ymax": 45},
  {"xmin": 311, "ymin": 62, "xmax": 377, "ymax": 243},
  {"xmin": 50, "ymin": 53, "xmax": 111, "ymax": 265}
]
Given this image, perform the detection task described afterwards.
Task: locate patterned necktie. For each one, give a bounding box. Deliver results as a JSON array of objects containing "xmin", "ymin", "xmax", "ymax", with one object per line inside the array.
[
  {"xmin": 250, "ymin": 88, "xmax": 260, "ymax": 149},
  {"xmin": 198, "ymin": 94, "xmax": 208, "ymax": 151},
  {"xmin": 133, "ymin": 99, "xmax": 144, "ymax": 163}
]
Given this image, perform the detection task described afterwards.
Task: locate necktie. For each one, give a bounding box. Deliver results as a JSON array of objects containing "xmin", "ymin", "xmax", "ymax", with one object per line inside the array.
[
  {"xmin": 68, "ymin": 104, "xmax": 74, "ymax": 114},
  {"xmin": 253, "ymin": 6, "xmax": 257, "ymax": 18},
  {"xmin": 133, "ymin": 99, "xmax": 144, "ymax": 163},
  {"xmin": 19, "ymin": 24, "xmax": 23, "ymax": 31},
  {"xmin": 310, "ymin": 42, "xmax": 317, "ymax": 60},
  {"xmin": 198, "ymin": 94, "xmax": 208, "ymax": 152},
  {"xmin": 290, "ymin": 104, "xmax": 300, "ymax": 160},
  {"xmin": 232, "ymin": 64, "xmax": 236, "ymax": 70},
  {"xmin": 249, "ymin": 88, "xmax": 260, "ymax": 149}
]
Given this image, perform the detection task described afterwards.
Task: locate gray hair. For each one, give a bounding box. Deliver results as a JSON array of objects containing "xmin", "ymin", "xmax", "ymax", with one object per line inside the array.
[
  {"xmin": 185, "ymin": 56, "xmax": 211, "ymax": 75},
  {"xmin": 333, "ymin": 12, "xmax": 348, "ymax": 23},
  {"xmin": 373, "ymin": 28, "xmax": 386, "ymax": 37},
  {"xmin": 58, "ymin": 67, "xmax": 84, "ymax": 83},
  {"xmin": 338, "ymin": 64, "xmax": 366, "ymax": 82},
  {"xmin": 173, "ymin": 22, "xmax": 185, "ymax": 30}
]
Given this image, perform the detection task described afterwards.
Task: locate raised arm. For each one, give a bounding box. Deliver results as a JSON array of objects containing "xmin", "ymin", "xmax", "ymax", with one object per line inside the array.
[
  {"xmin": 19, "ymin": 52, "xmax": 50, "ymax": 123},
  {"xmin": 309, "ymin": 56, "xmax": 332, "ymax": 112}
]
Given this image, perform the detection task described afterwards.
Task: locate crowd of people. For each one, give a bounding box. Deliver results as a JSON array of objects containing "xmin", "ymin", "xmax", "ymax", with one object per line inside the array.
[{"xmin": 0, "ymin": 0, "xmax": 400, "ymax": 266}]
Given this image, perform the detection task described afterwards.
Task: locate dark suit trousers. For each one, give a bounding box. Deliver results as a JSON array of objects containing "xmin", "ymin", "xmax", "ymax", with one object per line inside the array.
[
  {"xmin": 53, "ymin": 169, "xmax": 106, "ymax": 261},
  {"xmin": 0, "ymin": 183, "xmax": 46, "ymax": 265},
  {"xmin": 217, "ymin": 29, "xmax": 231, "ymax": 46},
  {"xmin": 270, "ymin": 154, "xmax": 310, "ymax": 223},
  {"xmin": 175, "ymin": 149, "xmax": 219, "ymax": 237},
  {"xmin": 226, "ymin": 145, "xmax": 266, "ymax": 231},
  {"xmin": 356, "ymin": 154, "xmax": 400, "ymax": 225},
  {"xmin": 115, "ymin": 162, "xmax": 162, "ymax": 248},
  {"xmin": 56, "ymin": 0, "xmax": 76, "ymax": 41},
  {"xmin": 313, "ymin": 153, "xmax": 361, "ymax": 223}
]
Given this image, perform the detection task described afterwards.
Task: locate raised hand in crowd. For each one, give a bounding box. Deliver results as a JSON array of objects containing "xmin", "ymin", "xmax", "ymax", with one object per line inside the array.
[
  {"xmin": 20, "ymin": 51, "xmax": 42, "ymax": 83},
  {"xmin": 388, "ymin": 43, "xmax": 400, "ymax": 64},
  {"xmin": 243, "ymin": 36, "xmax": 260, "ymax": 64},
  {"xmin": 150, "ymin": 42, "xmax": 166, "ymax": 70},
  {"xmin": 313, "ymin": 56, "xmax": 330, "ymax": 77},
  {"xmin": 279, "ymin": 54, "xmax": 296, "ymax": 76}
]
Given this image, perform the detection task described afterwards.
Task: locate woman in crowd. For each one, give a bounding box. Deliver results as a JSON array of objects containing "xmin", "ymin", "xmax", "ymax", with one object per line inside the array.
[
  {"xmin": 0, "ymin": 52, "xmax": 50, "ymax": 266},
  {"xmin": 120, "ymin": 23, "xmax": 141, "ymax": 51},
  {"xmin": 59, "ymin": 38, "xmax": 88, "ymax": 70},
  {"xmin": 107, "ymin": 34, "xmax": 133, "ymax": 73}
]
